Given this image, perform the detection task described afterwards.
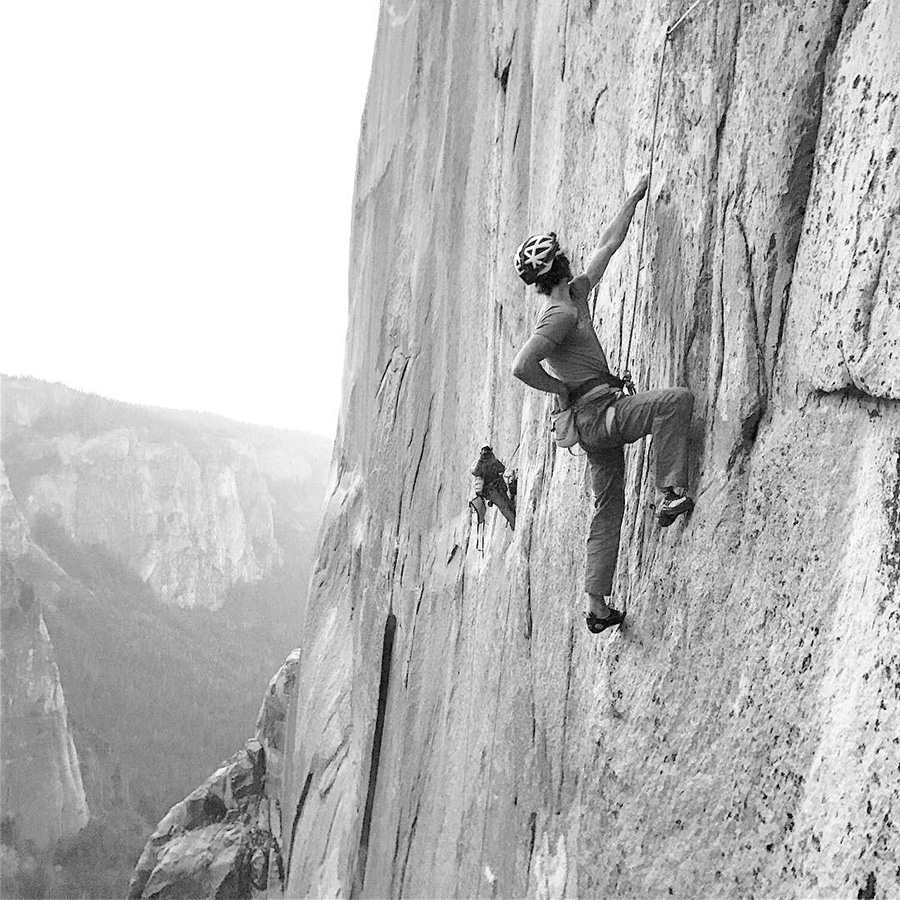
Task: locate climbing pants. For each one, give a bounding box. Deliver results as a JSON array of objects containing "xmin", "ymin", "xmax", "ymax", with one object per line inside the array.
[{"xmin": 576, "ymin": 387, "xmax": 694, "ymax": 597}]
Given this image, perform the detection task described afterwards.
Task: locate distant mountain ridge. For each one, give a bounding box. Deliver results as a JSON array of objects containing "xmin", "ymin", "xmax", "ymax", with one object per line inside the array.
[{"xmin": 2, "ymin": 375, "xmax": 331, "ymax": 609}]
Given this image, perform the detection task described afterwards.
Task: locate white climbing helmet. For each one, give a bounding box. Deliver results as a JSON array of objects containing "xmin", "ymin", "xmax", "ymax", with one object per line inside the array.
[{"xmin": 514, "ymin": 232, "xmax": 560, "ymax": 284}]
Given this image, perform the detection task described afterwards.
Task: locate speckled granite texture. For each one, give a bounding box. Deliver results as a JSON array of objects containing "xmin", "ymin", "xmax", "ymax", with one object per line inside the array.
[{"xmin": 206, "ymin": 0, "xmax": 900, "ymax": 896}]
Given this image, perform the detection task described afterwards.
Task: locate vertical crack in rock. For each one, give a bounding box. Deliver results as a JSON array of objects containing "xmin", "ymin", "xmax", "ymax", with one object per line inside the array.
[
  {"xmin": 409, "ymin": 396, "xmax": 435, "ymax": 502},
  {"xmin": 589, "ymin": 86, "xmax": 608, "ymax": 125},
  {"xmin": 393, "ymin": 497, "xmax": 405, "ymax": 581},
  {"xmin": 713, "ymin": 2, "xmax": 742, "ymax": 169},
  {"xmin": 376, "ymin": 348, "xmax": 399, "ymax": 398},
  {"xmin": 376, "ymin": 348, "xmax": 413, "ymax": 432},
  {"xmin": 404, "ymin": 584, "xmax": 427, "ymax": 687},
  {"xmin": 560, "ymin": 0, "xmax": 571, "ymax": 81},
  {"xmin": 393, "ymin": 356, "xmax": 412, "ymax": 431},
  {"xmin": 556, "ymin": 620, "xmax": 577, "ymax": 810},
  {"xmin": 711, "ymin": 192, "xmax": 732, "ymax": 416},
  {"xmin": 530, "ymin": 691, "xmax": 537, "ymax": 746},
  {"xmin": 489, "ymin": 301, "xmax": 507, "ymax": 433},
  {"xmin": 389, "ymin": 818, "xmax": 405, "ymax": 896},
  {"xmin": 497, "ymin": 59, "xmax": 512, "ymax": 93},
  {"xmin": 497, "ymin": 28, "xmax": 517, "ymax": 98},
  {"xmin": 770, "ymin": 0, "xmax": 852, "ymax": 378},
  {"xmin": 734, "ymin": 214, "xmax": 762, "ymax": 375},
  {"xmin": 760, "ymin": 232, "xmax": 779, "ymax": 367},
  {"xmin": 729, "ymin": 211, "xmax": 766, "ymax": 467},
  {"xmin": 285, "ymin": 771, "xmax": 314, "ymax": 889},
  {"xmin": 523, "ymin": 556, "xmax": 534, "ymax": 640},
  {"xmin": 396, "ymin": 800, "xmax": 421, "ymax": 896},
  {"xmin": 690, "ymin": 2, "xmax": 741, "ymax": 425},
  {"xmin": 353, "ymin": 613, "xmax": 397, "ymax": 897},
  {"xmin": 451, "ymin": 564, "xmax": 467, "ymax": 676}
]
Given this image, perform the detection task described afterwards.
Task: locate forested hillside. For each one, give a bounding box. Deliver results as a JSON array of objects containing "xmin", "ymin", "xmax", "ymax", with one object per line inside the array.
[{"xmin": 0, "ymin": 376, "xmax": 331, "ymax": 898}]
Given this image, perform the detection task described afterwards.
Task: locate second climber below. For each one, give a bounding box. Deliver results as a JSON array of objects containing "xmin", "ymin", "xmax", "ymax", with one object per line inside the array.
[{"xmin": 511, "ymin": 174, "xmax": 695, "ymax": 635}]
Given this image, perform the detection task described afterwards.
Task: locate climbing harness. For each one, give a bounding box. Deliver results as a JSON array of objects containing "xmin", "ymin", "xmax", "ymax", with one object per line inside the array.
[
  {"xmin": 551, "ymin": 375, "xmax": 626, "ymax": 455},
  {"xmin": 469, "ymin": 445, "xmax": 516, "ymax": 552},
  {"xmin": 619, "ymin": 0, "xmax": 715, "ymax": 389}
]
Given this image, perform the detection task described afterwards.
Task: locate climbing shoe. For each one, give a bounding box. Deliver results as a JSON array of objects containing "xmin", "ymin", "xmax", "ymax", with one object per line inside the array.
[
  {"xmin": 583, "ymin": 608, "xmax": 625, "ymax": 634},
  {"xmin": 658, "ymin": 495, "xmax": 694, "ymax": 527}
]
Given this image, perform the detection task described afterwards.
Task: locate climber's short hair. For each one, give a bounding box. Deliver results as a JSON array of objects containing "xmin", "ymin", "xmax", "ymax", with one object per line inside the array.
[{"xmin": 534, "ymin": 253, "xmax": 573, "ymax": 295}]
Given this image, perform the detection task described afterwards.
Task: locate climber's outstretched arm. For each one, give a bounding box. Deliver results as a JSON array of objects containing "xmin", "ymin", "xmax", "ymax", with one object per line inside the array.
[{"xmin": 582, "ymin": 175, "xmax": 649, "ymax": 290}]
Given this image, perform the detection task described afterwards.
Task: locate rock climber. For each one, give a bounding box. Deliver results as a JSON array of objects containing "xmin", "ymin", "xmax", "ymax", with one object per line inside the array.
[{"xmin": 511, "ymin": 175, "xmax": 695, "ymax": 634}]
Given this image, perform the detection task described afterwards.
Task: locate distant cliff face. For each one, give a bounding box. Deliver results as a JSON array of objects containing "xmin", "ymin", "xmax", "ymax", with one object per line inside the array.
[
  {"xmin": 276, "ymin": 1, "xmax": 900, "ymax": 898},
  {"xmin": 2, "ymin": 377, "xmax": 330, "ymax": 609},
  {"xmin": 1, "ymin": 466, "xmax": 89, "ymax": 849}
]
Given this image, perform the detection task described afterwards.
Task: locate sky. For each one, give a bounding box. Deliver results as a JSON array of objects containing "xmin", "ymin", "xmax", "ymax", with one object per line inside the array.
[{"xmin": 0, "ymin": 2, "xmax": 381, "ymax": 438}]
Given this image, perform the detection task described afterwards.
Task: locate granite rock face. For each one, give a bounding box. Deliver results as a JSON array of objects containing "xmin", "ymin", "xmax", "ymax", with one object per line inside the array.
[
  {"xmin": 276, "ymin": 1, "xmax": 899, "ymax": 898},
  {"xmin": 1, "ymin": 377, "xmax": 329, "ymax": 609},
  {"xmin": 1, "ymin": 465, "xmax": 89, "ymax": 848},
  {"xmin": 128, "ymin": 649, "xmax": 300, "ymax": 900}
]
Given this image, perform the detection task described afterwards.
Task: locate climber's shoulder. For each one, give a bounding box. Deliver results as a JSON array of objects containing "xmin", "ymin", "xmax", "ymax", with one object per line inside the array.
[
  {"xmin": 567, "ymin": 274, "xmax": 592, "ymax": 303},
  {"xmin": 533, "ymin": 295, "xmax": 578, "ymax": 347}
]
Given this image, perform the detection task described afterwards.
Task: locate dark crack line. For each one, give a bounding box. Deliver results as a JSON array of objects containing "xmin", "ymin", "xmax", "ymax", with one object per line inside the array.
[
  {"xmin": 772, "ymin": 0, "xmax": 852, "ymax": 378},
  {"xmin": 409, "ymin": 396, "xmax": 435, "ymax": 502},
  {"xmin": 589, "ymin": 86, "xmax": 608, "ymax": 125},
  {"xmin": 396, "ymin": 801, "xmax": 421, "ymax": 896},
  {"xmin": 557, "ymin": 619, "xmax": 576, "ymax": 811},
  {"xmin": 376, "ymin": 347, "xmax": 399, "ymax": 398},
  {"xmin": 285, "ymin": 771, "xmax": 314, "ymax": 889},
  {"xmin": 733, "ymin": 211, "xmax": 768, "ymax": 424},
  {"xmin": 560, "ymin": 0, "xmax": 571, "ymax": 81},
  {"xmin": 711, "ymin": 193, "xmax": 732, "ymax": 416},
  {"xmin": 352, "ymin": 614, "xmax": 397, "ymax": 897},
  {"xmin": 714, "ymin": 0, "xmax": 741, "ymax": 161},
  {"xmin": 391, "ymin": 356, "xmax": 412, "ymax": 431},
  {"xmin": 404, "ymin": 584, "xmax": 427, "ymax": 688}
]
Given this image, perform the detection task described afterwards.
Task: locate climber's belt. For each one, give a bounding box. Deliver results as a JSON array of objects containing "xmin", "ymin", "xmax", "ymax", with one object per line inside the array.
[
  {"xmin": 570, "ymin": 380, "xmax": 621, "ymax": 448},
  {"xmin": 569, "ymin": 375, "xmax": 624, "ymax": 404}
]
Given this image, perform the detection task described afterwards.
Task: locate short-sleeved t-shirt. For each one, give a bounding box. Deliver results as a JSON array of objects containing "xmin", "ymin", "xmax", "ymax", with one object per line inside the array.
[{"xmin": 533, "ymin": 274, "xmax": 611, "ymax": 386}]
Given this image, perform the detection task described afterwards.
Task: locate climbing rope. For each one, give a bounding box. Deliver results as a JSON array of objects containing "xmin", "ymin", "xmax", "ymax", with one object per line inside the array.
[
  {"xmin": 666, "ymin": 0, "xmax": 713, "ymax": 37},
  {"xmin": 615, "ymin": 0, "xmax": 715, "ymax": 612},
  {"xmin": 621, "ymin": 41, "xmax": 667, "ymax": 384},
  {"xmin": 619, "ymin": 0, "xmax": 715, "ymax": 387}
]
